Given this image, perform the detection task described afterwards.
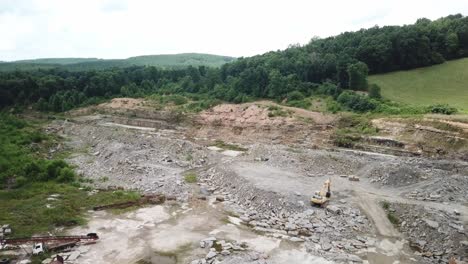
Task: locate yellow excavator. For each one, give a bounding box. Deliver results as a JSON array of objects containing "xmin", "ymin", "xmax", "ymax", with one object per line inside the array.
[{"xmin": 310, "ymin": 179, "xmax": 331, "ymax": 206}]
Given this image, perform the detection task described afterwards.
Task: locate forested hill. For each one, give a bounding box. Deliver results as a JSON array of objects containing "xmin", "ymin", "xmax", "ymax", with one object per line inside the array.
[
  {"xmin": 0, "ymin": 53, "xmax": 235, "ymax": 71},
  {"xmin": 222, "ymin": 13, "xmax": 468, "ymax": 91},
  {"xmin": 1, "ymin": 14, "xmax": 467, "ymax": 113},
  {"xmin": 13, "ymin": 58, "xmax": 101, "ymax": 65}
]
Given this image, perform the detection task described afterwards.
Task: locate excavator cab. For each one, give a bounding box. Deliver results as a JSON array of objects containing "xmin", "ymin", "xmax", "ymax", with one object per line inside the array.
[{"xmin": 310, "ymin": 179, "xmax": 331, "ymax": 207}]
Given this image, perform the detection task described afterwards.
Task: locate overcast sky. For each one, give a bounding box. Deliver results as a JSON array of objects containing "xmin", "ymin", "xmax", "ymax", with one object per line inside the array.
[{"xmin": 1, "ymin": 0, "xmax": 467, "ymax": 61}]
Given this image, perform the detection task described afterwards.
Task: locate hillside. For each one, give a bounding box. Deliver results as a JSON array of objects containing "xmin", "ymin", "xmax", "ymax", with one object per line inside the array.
[
  {"xmin": 0, "ymin": 53, "xmax": 235, "ymax": 71},
  {"xmin": 14, "ymin": 58, "xmax": 100, "ymax": 65},
  {"xmin": 369, "ymin": 58, "xmax": 468, "ymax": 111}
]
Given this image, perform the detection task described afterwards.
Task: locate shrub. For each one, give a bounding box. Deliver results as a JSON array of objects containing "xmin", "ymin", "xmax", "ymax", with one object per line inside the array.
[
  {"xmin": 325, "ymin": 97, "xmax": 341, "ymax": 113},
  {"xmin": 368, "ymin": 84, "xmax": 382, "ymax": 99},
  {"xmin": 46, "ymin": 160, "xmax": 68, "ymax": 181},
  {"xmin": 382, "ymin": 201, "xmax": 390, "ymax": 210},
  {"xmin": 267, "ymin": 106, "xmax": 290, "ymax": 117},
  {"xmin": 15, "ymin": 176, "xmax": 28, "ymax": 187},
  {"xmin": 185, "ymin": 98, "xmax": 221, "ymax": 112},
  {"xmin": 166, "ymin": 95, "xmax": 188, "ymax": 105},
  {"xmin": 287, "ymin": 99, "xmax": 311, "ymax": 109},
  {"xmin": 337, "ymin": 115, "xmax": 378, "ymax": 134},
  {"xmin": 287, "ymin": 91, "xmax": 305, "ymax": 101},
  {"xmin": 427, "ymin": 104, "xmax": 457, "ymax": 115},
  {"xmin": 212, "ymin": 140, "xmax": 248, "ymax": 151},
  {"xmin": 333, "ymin": 135, "xmax": 357, "ymax": 148},
  {"xmin": 387, "ymin": 212, "xmax": 399, "ymax": 225},
  {"xmin": 337, "ymin": 91, "xmax": 376, "ymax": 112},
  {"xmin": 316, "ymin": 82, "xmax": 342, "ymax": 98}
]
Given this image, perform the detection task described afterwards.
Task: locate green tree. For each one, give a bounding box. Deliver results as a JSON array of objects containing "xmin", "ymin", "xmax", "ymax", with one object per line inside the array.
[
  {"xmin": 446, "ymin": 33, "xmax": 459, "ymax": 57},
  {"xmin": 347, "ymin": 62, "xmax": 369, "ymax": 90},
  {"xmin": 368, "ymin": 84, "xmax": 382, "ymax": 99}
]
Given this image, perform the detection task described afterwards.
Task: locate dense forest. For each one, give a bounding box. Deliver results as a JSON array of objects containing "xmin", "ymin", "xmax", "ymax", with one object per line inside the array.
[{"xmin": 1, "ymin": 14, "xmax": 467, "ymax": 113}]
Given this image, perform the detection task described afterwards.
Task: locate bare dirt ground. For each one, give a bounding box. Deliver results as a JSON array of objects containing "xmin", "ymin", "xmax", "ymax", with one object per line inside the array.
[{"xmin": 42, "ymin": 98, "xmax": 468, "ymax": 264}]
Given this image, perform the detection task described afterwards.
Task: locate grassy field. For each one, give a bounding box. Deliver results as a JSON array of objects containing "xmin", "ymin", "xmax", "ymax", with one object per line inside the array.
[{"xmin": 369, "ymin": 58, "xmax": 468, "ymax": 111}]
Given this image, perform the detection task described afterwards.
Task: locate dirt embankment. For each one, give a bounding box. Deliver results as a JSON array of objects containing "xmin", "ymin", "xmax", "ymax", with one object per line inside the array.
[
  {"xmin": 69, "ymin": 98, "xmax": 181, "ymax": 124},
  {"xmin": 69, "ymin": 98, "xmax": 468, "ymax": 160}
]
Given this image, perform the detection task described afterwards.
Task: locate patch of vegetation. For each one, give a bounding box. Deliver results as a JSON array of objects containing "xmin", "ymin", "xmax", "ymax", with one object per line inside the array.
[
  {"xmin": 184, "ymin": 173, "xmax": 197, "ymax": 183},
  {"xmin": 30, "ymin": 253, "xmax": 52, "ymax": 264},
  {"xmin": 382, "ymin": 201, "xmax": 390, "ymax": 210},
  {"xmin": 267, "ymin": 105, "xmax": 291, "ymax": 118},
  {"xmin": 286, "ymin": 99, "xmax": 312, "ymax": 109},
  {"xmin": 147, "ymin": 93, "xmax": 221, "ymax": 113},
  {"xmin": 0, "ymin": 114, "xmax": 139, "ymax": 238},
  {"xmin": 0, "ymin": 114, "xmax": 76, "ymax": 188},
  {"xmin": 0, "ymin": 182, "xmax": 139, "ymax": 238},
  {"xmin": 185, "ymin": 153, "xmax": 193, "ymax": 161},
  {"xmin": 286, "ymin": 147, "xmax": 304, "ymax": 153},
  {"xmin": 211, "ymin": 140, "xmax": 248, "ymax": 151},
  {"xmin": 381, "ymin": 201, "xmax": 399, "ymax": 226},
  {"xmin": 336, "ymin": 115, "xmax": 378, "ymax": 134},
  {"xmin": 333, "ymin": 115, "xmax": 378, "ymax": 148},
  {"xmin": 387, "ymin": 212, "xmax": 400, "ymax": 226},
  {"xmin": 427, "ymin": 104, "xmax": 458, "ymax": 115},
  {"xmin": 212, "ymin": 242, "xmax": 223, "ymax": 252},
  {"xmin": 337, "ymin": 91, "xmax": 377, "ymax": 112},
  {"xmin": 99, "ymin": 176, "xmax": 109, "ymax": 182}
]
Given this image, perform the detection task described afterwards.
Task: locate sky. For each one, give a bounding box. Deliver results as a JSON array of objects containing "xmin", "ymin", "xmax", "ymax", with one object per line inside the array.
[{"xmin": 1, "ymin": 0, "xmax": 468, "ymax": 61}]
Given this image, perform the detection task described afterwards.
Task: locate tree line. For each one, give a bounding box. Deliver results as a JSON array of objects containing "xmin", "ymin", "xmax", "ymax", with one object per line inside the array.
[{"xmin": 0, "ymin": 14, "xmax": 466, "ymax": 113}]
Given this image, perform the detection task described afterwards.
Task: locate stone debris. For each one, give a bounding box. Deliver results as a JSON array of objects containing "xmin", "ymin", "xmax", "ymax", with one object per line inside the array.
[
  {"xmin": 192, "ymin": 237, "xmax": 249, "ymax": 263},
  {"xmin": 392, "ymin": 203, "xmax": 467, "ymax": 263}
]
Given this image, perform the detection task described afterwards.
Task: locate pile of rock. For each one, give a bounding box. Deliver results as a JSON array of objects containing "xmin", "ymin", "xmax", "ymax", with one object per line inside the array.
[
  {"xmin": 391, "ymin": 203, "xmax": 466, "ymax": 263},
  {"xmin": 405, "ymin": 175, "xmax": 468, "ymax": 203},
  {"xmin": 191, "ymin": 237, "xmax": 248, "ymax": 264}
]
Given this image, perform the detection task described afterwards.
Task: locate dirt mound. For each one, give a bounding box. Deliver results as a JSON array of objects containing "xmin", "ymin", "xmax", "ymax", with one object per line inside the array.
[
  {"xmin": 361, "ymin": 163, "xmax": 425, "ymax": 186},
  {"xmin": 198, "ymin": 104, "xmax": 280, "ymax": 127},
  {"xmin": 198, "ymin": 102, "xmax": 335, "ymax": 126},
  {"xmin": 193, "ymin": 103, "xmax": 334, "ymax": 147},
  {"xmin": 405, "ymin": 175, "xmax": 468, "ymax": 203}
]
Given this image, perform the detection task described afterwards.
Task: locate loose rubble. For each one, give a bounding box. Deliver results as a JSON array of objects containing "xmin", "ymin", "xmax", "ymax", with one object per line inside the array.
[{"xmin": 389, "ymin": 203, "xmax": 467, "ymax": 263}]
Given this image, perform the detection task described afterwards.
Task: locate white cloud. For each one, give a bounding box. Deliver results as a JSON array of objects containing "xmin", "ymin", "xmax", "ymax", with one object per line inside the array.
[{"xmin": 0, "ymin": 0, "xmax": 467, "ymax": 61}]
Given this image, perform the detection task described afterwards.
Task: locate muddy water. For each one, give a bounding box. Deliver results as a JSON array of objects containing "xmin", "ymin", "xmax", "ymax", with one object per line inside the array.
[{"xmin": 71, "ymin": 201, "xmax": 332, "ymax": 264}]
